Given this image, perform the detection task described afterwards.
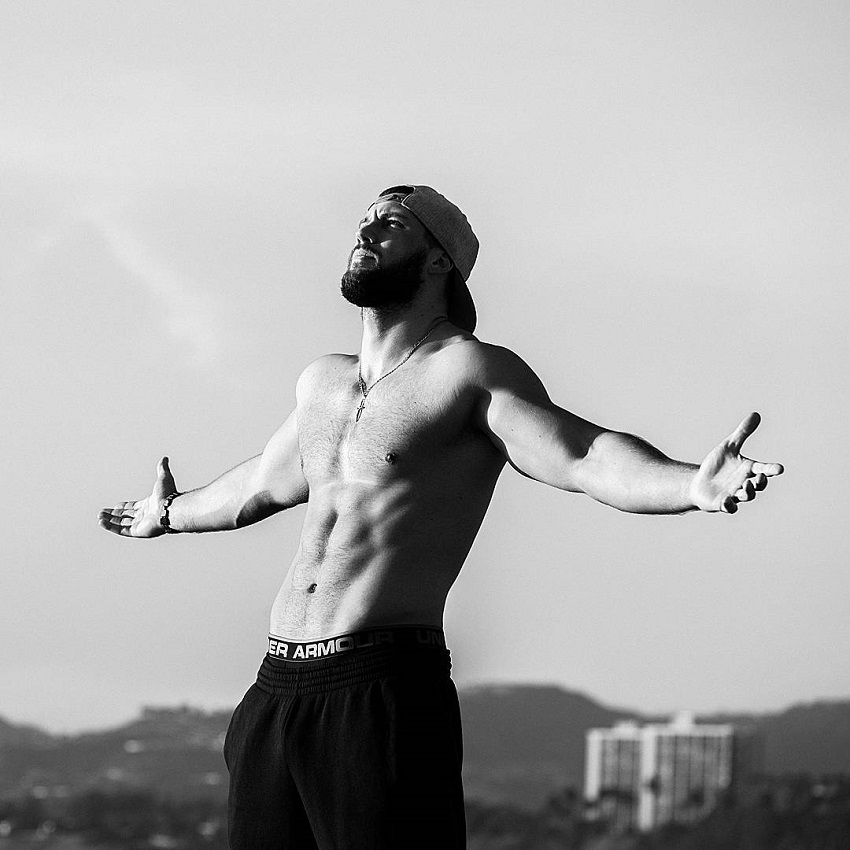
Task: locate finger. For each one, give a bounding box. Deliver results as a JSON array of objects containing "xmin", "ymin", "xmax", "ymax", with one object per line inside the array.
[
  {"xmin": 99, "ymin": 515, "xmax": 129, "ymax": 535},
  {"xmin": 102, "ymin": 505, "xmax": 137, "ymax": 519},
  {"xmin": 726, "ymin": 412, "xmax": 761, "ymax": 452},
  {"xmin": 751, "ymin": 461, "xmax": 783, "ymax": 477},
  {"xmin": 752, "ymin": 473, "xmax": 768, "ymax": 491},
  {"xmin": 99, "ymin": 509, "xmax": 126, "ymax": 525},
  {"xmin": 158, "ymin": 456, "xmax": 177, "ymax": 493},
  {"xmin": 99, "ymin": 512, "xmax": 128, "ymax": 529},
  {"xmin": 734, "ymin": 480, "xmax": 755, "ymax": 502},
  {"xmin": 101, "ymin": 520, "xmax": 141, "ymax": 537},
  {"xmin": 160, "ymin": 457, "xmax": 177, "ymax": 481},
  {"xmin": 721, "ymin": 495, "xmax": 738, "ymax": 514},
  {"xmin": 100, "ymin": 503, "xmax": 136, "ymax": 520}
]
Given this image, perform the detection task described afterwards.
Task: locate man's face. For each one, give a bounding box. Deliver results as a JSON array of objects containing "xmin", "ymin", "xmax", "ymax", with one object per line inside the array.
[{"xmin": 341, "ymin": 201, "xmax": 433, "ymax": 309}]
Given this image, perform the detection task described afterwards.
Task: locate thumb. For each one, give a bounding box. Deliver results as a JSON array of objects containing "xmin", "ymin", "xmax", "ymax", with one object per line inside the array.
[
  {"xmin": 727, "ymin": 411, "xmax": 761, "ymax": 452},
  {"xmin": 156, "ymin": 456, "xmax": 177, "ymax": 494}
]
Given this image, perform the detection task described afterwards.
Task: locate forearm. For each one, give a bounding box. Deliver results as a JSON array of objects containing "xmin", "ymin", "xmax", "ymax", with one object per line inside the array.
[
  {"xmin": 575, "ymin": 431, "xmax": 699, "ymax": 514},
  {"xmin": 168, "ymin": 455, "xmax": 267, "ymax": 532}
]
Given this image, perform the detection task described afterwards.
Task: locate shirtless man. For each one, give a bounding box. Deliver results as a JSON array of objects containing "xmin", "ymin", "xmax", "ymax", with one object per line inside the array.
[{"xmin": 99, "ymin": 185, "xmax": 783, "ymax": 849}]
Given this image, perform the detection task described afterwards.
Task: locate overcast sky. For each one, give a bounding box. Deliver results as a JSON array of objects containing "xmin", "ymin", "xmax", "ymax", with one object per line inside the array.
[{"xmin": 2, "ymin": 1, "xmax": 848, "ymax": 733}]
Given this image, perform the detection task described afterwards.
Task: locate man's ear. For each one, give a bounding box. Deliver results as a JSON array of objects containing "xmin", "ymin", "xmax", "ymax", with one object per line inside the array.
[{"xmin": 427, "ymin": 247, "xmax": 453, "ymax": 275}]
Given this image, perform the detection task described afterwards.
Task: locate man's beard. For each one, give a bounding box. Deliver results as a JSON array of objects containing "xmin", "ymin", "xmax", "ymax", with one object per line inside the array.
[{"xmin": 340, "ymin": 248, "xmax": 427, "ymax": 310}]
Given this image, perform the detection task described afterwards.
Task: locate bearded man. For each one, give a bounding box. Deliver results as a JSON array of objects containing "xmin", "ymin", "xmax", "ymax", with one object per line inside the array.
[{"xmin": 99, "ymin": 185, "xmax": 784, "ymax": 849}]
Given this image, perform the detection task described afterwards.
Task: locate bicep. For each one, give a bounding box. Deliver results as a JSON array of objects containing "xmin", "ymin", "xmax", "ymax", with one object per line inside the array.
[
  {"xmin": 254, "ymin": 408, "xmax": 309, "ymax": 510},
  {"xmin": 478, "ymin": 350, "xmax": 604, "ymax": 491}
]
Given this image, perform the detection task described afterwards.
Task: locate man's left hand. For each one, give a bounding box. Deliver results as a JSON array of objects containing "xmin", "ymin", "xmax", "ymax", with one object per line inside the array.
[{"xmin": 690, "ymin": 412, "xmax": 784, "ymax": 513}]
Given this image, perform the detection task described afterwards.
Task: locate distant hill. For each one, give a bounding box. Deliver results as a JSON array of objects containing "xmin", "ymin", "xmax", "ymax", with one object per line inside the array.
[
  {"xmin": 2, "ymin": 689, "xmax": 849, "ymax": 811},
  {"xmin": 461, "ymin": 684, "xmax": 642, "ymax": 807},
  {"xmin": 704, "ymin": 700, "xmax": 850, "ymax": 776},
  {"xmin": 461, "ymin": 688, "xmax": 850, "ymax": 807},
  {"xmin": 0, "ymin": 717, "xmax": 55, "ymax": 749},
  {"xmin": 0, "ymin": 706, "xmax": 232, "ymax": 804}
]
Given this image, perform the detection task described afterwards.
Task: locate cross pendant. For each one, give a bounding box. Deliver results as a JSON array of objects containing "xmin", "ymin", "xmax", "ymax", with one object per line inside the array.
[{"xmin": 355, "ymin": 398, "xmax": 366, "ymax": 422}]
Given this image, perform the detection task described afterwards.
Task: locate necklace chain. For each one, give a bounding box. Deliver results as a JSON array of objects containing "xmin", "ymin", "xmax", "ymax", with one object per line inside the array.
[{"xmin": 355, "ymin": 317, "xmax": 448, "ymax": 422}]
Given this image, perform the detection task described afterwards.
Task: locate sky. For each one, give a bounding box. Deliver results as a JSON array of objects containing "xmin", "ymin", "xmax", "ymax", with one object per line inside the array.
[{"xmin": 2, "ymin": 1, "xmax": 848, "ymax": 734}]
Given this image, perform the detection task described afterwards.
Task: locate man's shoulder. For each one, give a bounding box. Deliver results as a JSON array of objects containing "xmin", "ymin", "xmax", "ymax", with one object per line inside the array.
[
  {"xmin": 296, "ymin": 353, "xmax": 356, "ymax": 395},
  {"xmin": 436, "ymin": 335, "xmax": 534, "ymax": 385}
]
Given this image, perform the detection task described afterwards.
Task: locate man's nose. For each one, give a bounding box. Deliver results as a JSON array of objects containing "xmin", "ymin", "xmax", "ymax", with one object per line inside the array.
[{"xmin": 356, "ymin": 218, "xmax": 375, "ymax": 244}]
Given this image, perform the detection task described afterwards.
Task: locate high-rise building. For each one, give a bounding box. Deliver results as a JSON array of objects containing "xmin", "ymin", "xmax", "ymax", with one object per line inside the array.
[
  {"xmin": 584, "ymin": 720, "xmax": 643, "ymax": 831},
  {"xmin": 585, "ymin": 712, "xmax": 736, "ymax": 832}
]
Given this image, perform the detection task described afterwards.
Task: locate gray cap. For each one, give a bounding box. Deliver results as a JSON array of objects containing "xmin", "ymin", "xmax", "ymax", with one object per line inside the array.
[{"xmin": 373, "ymin": 185, "xmax": 479, "ymax": 333}]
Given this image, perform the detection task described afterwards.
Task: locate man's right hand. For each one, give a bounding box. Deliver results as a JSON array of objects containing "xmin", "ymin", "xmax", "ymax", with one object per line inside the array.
[{"xmin": 98, "ymin": 457, "xmax": 179, "ymax": 538}]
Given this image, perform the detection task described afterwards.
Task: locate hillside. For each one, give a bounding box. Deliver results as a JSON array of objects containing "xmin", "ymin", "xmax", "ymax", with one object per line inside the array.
[
  {"xmin": 461, "ymin": 684, "xmax": 642, "ymax": 806},
  {"xmin": 2, "ymin": 689, "xmax": 849, "ymax": 811}
]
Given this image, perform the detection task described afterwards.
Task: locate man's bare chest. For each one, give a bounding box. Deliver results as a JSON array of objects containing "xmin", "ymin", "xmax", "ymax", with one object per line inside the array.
[{"xmin": 297, "ymin": 371, "xmax": 467, "ymax": 482}]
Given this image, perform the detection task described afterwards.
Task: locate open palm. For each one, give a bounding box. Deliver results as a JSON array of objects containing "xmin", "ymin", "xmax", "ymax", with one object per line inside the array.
[
  {"xmin": 98, "ymin": 457, "xmax": 178, "ymax": 538},
  {"xmin": 690, "ymin": 413, "xmax": 784, "ymax": 513}
]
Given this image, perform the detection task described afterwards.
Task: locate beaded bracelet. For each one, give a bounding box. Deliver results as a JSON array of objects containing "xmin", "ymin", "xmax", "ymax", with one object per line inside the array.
[{"xmin": 159, "ymin": 492, "xmax": 182, "ymax": 534}]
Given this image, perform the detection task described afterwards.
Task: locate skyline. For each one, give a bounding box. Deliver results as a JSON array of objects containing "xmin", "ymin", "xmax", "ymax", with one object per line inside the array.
[{"xmin": 2, "ymin": 1, "xmax": 848, "ymax": 733}]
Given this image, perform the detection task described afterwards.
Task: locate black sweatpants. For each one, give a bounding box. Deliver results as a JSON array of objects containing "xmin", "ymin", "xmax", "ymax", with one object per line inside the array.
[{"xmin": 224, "ymin": 632, "xmax": 466, "ymax": 848}]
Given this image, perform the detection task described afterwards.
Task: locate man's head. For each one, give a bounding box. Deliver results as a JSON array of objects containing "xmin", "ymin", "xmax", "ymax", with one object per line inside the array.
[{"xmin": 341, "ymin": 185, "xmax": 479, "ymax": 331}]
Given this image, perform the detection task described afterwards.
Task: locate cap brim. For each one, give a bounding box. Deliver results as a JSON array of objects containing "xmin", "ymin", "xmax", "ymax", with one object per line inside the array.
[{"xmin": 448, "ymin": 270, "xmax": 476, "ymax": 334}]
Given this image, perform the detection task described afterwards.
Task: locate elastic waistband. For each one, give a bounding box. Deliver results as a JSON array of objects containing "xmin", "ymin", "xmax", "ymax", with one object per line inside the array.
[
  {"xmin": 267, "ymin": 625, "xmax": 446, "ymax": 662},
  {"xmin": 257, "ymin": 626, "xmax": 450, "ymax": 695}
]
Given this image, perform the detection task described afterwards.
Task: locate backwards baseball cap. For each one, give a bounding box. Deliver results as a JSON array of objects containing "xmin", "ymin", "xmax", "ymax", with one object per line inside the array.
[{"xmin": 372, "ymin": 185, "xmax": 479, "ymax": 333}]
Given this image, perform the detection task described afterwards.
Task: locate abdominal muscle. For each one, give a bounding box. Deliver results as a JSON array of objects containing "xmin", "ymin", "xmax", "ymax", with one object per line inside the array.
[{"xmin": 268, "ymin": 470, "xmax": 497, "ymax": 640}]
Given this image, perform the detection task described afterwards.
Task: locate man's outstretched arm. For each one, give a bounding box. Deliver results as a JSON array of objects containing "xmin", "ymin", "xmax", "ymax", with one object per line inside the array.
[
  {"xmin": 475, "ymin": 345, "xmax": 783, "ymax": 515},
  {"xmin": 98, "ymin": 408, "xmax": 308, "ymax": 538}
]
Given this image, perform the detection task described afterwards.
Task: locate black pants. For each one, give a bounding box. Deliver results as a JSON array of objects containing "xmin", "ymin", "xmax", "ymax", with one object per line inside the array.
[{"xmin": 224, "ymin": 637, "xmax": 466, "ymax": 848}]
